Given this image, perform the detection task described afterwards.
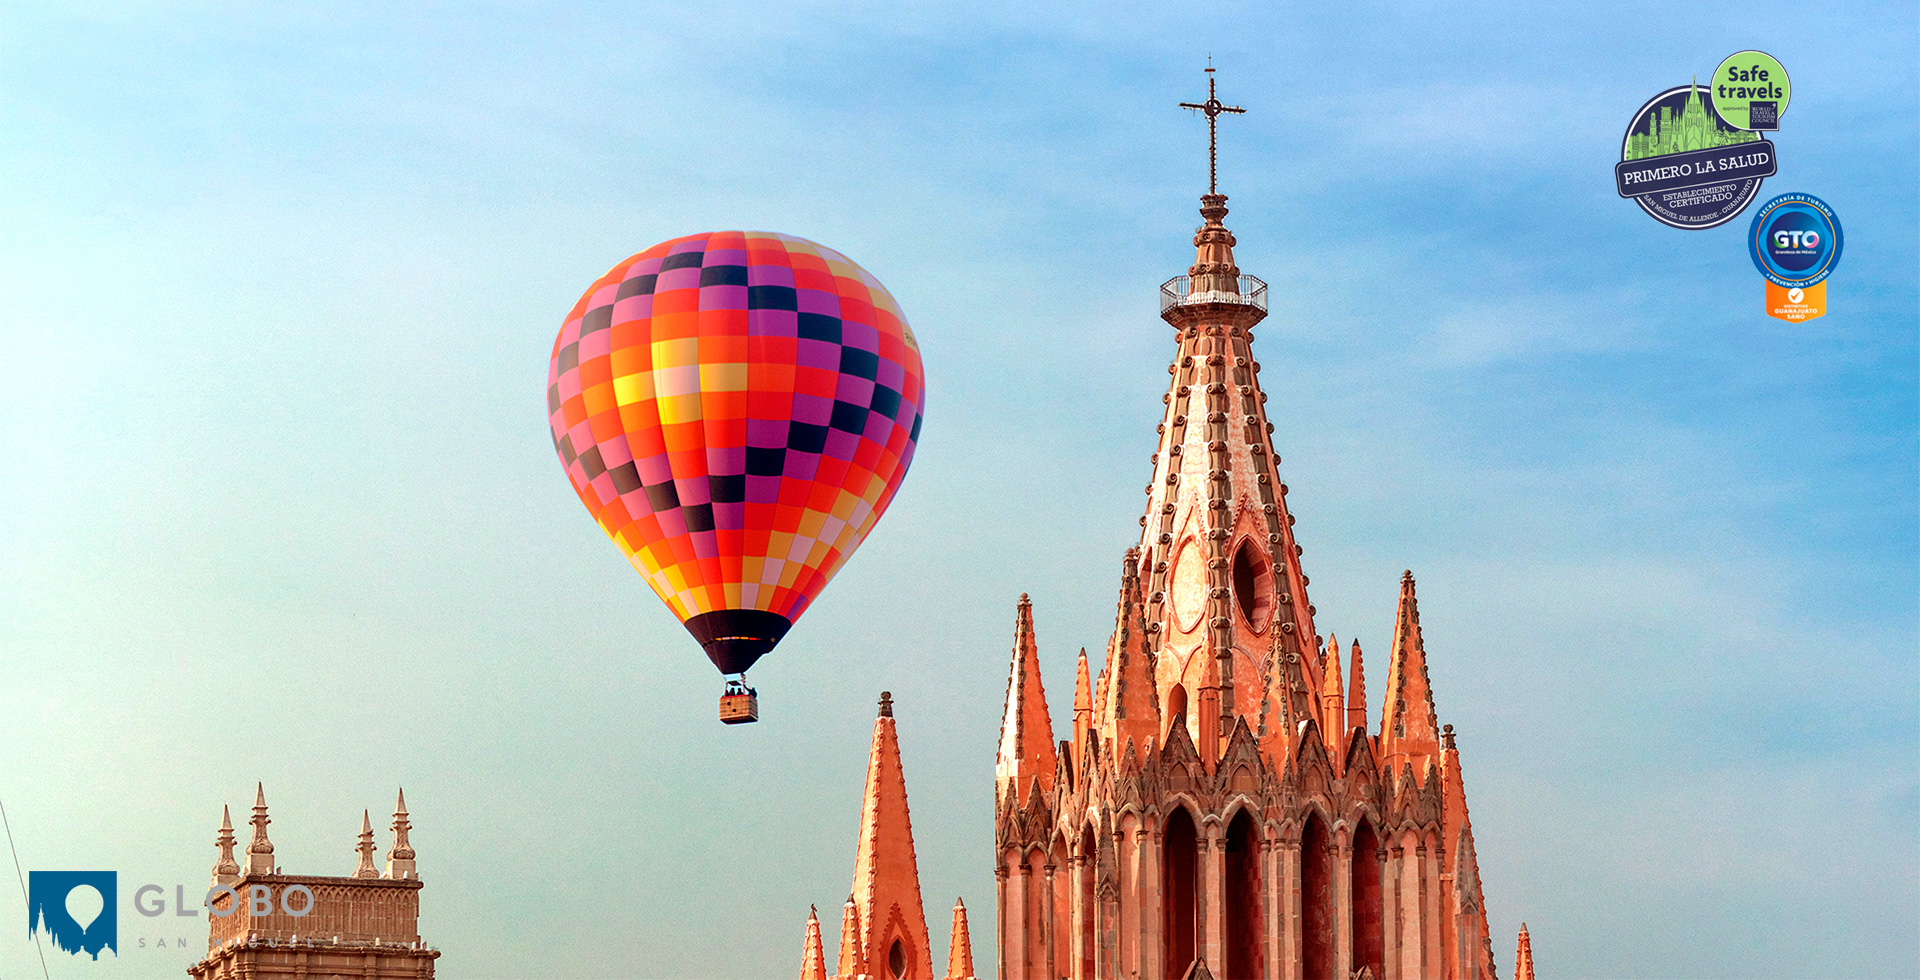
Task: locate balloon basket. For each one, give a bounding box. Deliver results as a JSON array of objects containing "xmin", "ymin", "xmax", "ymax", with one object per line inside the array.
[{"xmin": 719, "ymin": 680, "xmax": 759, "ymax": 725}]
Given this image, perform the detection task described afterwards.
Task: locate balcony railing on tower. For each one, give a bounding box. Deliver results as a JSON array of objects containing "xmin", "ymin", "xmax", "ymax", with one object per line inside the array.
[{"xmin": 1160, "ymin": 275, "xmax": 1268, "ymax": 314}]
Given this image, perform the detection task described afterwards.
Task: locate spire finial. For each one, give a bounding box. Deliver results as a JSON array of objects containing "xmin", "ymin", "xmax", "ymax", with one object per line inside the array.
[
  {"xmin": 1515, "ymin": 922, "xmax": 1536, "ymax": 980},
  {"xmin": 1179, "ymin": 63, "xmax": 1247, "ymax": 196},
  {"xmin": 800, "ymin": 904, "xmax": 829, "ymax": 980},
  {"xmin": 244, "ymin": 783, "xmax": 274, "ymax": 875},
  {"xmin": 947, "ymin": 895, "xmax": 977, "ymax": 980},
  {"xmin": 836, "ymin": 895, "xmax": 866, "ymax": 978},
  {"xmin": 878, "ymin": 690, "xmax": 893, "ymax": 718},
  {"xmin": 212, "ymin": 804, "xmax": 241, "ymax": 883},
  {"xmin": 347, "ymin": 809, "xmax": 374, "ymax": 877},
  {"xmin": 386, "ymin": 788, "xmax": 417, "ymax": 880}
]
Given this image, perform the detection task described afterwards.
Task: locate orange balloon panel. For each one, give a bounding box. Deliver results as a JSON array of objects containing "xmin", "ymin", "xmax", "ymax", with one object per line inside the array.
[{"xmin": 548, "ymin": 232, "xmax": 924, "ymax": 674}]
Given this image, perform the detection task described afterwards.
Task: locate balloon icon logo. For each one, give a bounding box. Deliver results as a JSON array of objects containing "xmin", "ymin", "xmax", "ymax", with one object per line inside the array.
[
  {"xmin": 548, "ymin": 231, "xmax": 926, "ymax": 723},
  {"xmin": 66, "ymin": 884, "xmax": 103, "ymax": 931}
]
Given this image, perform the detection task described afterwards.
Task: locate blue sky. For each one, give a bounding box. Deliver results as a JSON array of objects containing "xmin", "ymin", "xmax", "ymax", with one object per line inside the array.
[{"xmin": 1, "ymin": 1, "xmax": 1915, "ymax": 977}]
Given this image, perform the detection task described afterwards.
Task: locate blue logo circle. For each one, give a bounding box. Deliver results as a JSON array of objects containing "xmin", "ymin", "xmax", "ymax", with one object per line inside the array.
[{"xmin": 1749, "ymin": 193, "xmax": 1843, "ymax": 286}]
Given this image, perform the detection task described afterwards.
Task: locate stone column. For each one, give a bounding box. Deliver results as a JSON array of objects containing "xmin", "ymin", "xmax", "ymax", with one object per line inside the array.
[
  {"xmin": 1201, "ymin": 826, "xmax": 1225, "ymax": 972},
  {"xmin": 1044, "ymin": 860, "xmax": 1058, "ymax": 980},
  {"xmin": 1099, "ymin": 831, "xmax": 1119, "ymax": 980},
  {"xmin": 1281, "ymin": 830, "xmax": 1302, "ymax": 980},
  {"xmin": 1425, "ymin": 840, "xmax": 1444, "ymax": 980},
  {"xmin": 1390, "ymin": 841, "xmax": 1405, "ymax": 980},
  {"xmin": 1012, "ymin": 858, "xmax": 1032, "ymax": 980},
  {"xmin": 1137, "ymin": 826, "xmax": 1160, "ymax": 978},
  {"xmin": 1116, "ymin": 829, "xmax": 1135, "ymax": 980},
  {"xmin": 1261, "ymin": 837, "xmax": 1279, "ymax": 980},
  {"xmin": 1414, "ymin": 840, "xmax": 1431, "ymax": 980},
  {"xmin": 1333, "ymin": 827, "xmax": 1353, "ymax": 980},
  {"xmin": 1071, "ymin": 850, "xmax": 1088, "ymax": 980},
  {"xmin": 997, "ymin": 864, "xmax": 1011, "ymax": 980}
]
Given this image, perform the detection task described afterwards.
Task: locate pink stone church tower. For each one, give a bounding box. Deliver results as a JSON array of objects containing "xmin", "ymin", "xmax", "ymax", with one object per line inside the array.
[{"xmin": 987, "ymin": 98, "xmax": 1515, "ymax": 978}]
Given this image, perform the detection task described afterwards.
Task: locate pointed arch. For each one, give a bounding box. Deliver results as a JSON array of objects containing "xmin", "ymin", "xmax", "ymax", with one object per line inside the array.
[
  {"xmin": 1217, "ymin": 796, "xmax": 1263, "ymax": 835},
  {"xmin": 1231, "ymin": 535, "xmax": 1274, "ymax": 632},
  {"xmin": 886, "ymin": 937, "xmax": 908, "ymax": 978}
]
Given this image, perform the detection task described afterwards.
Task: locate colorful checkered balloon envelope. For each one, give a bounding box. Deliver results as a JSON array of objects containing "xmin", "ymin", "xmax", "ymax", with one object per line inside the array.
[{"xmin": 548, "ymin": 232, "xmax": 925, "ymax": 678}]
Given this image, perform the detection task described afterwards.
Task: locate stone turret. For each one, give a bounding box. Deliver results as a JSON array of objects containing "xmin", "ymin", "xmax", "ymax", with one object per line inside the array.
[
  {"xmin": 803, "ymin": 694, "xmax": 974, "ymax": 980},
  {"xmin": 191, "ymin": 788, "xmax": 438, "ymax": 980}
]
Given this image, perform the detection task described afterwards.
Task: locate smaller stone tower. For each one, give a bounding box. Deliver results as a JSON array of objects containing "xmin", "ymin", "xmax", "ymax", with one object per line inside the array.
[
  {"xmin": 802, "ymin": 693, "xmax": 973, "ymax": 980},
  {"xmin": 188, "ymin": 785, "xmax": 439, "ymax": 980}
]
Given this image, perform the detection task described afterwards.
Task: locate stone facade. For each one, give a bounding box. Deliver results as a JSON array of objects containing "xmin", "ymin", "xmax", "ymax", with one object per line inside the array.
[{"xmin": 188, "ymin": 786, "xmax": 439, "ymax": 980}]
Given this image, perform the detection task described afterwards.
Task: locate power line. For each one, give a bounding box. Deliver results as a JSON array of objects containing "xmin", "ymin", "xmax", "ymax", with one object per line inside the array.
[{"xmin": 1, "ymin": 799, "xmax": 51, "ymax": 980}]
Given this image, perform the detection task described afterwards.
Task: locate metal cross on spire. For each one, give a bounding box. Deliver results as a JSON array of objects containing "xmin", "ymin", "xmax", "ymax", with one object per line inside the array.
[{"xmin": 1179, "ymin": 60, "xmax": 1246, "ymax": 196}]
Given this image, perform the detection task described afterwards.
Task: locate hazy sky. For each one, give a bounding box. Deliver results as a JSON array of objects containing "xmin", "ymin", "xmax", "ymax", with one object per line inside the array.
[{"xmin": 2, "ymin": 2, "xmax": 1915, "ymax": 977}]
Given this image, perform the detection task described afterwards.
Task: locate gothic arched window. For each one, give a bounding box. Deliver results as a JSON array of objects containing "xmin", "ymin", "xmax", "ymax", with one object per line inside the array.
[{"xmin": 1232, "ymin": 539, "xmax": 1273, "ymax": 630}]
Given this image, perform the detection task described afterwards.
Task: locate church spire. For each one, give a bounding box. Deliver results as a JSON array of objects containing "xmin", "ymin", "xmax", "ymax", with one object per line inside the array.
[
  {"xmin": 1380, "ymin": 571, "xmax": 1442, "ymax": 777},
  {"xmin": 1514, "ymin": 923, "xmax": 1535, "ymax": 980},
  {"xmin": 944, "ymin": 898, "xmax": 976, "ymax": 980},
  {"xmin": 244, "ymin": 783, "xmax": 274, "ymax": 875},
  {"xmin": 1347, "ymin": 637, "xmax": 1369, "ymax": 738},
  {"xmin": 1071, "ymin": 647, "xmax": 1093, "ymax": 777},
  {"xmin": 851, "ymin": 692, "xmax": 934, "ymax": 980},
  {"xmin": 835, "ymin": 896, "xmax": 864, "ymax": 979},
  {"xmin": 1321, "ymin": 635, "xmax": 1347, "ymax": 764},
  {"xmin": 800, "ymin": 906, "xmax": 828, "ymax": 980},
  {"xmin": 1101, "ymin": 549, "xmax": 1159, "ymax": 766},
  {"xmin": 995, "ymin": 595, "xmax": 1057, "ymax": 806},
  {"xmin": 1130, "ymin": 65, "xmax": 1329, "ymax": 774}
]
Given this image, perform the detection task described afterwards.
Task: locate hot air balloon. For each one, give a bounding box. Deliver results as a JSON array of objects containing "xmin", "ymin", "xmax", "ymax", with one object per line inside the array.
[{"xmin": 547, "ymin": 231, "xmax": 925, "ymax": 724}]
